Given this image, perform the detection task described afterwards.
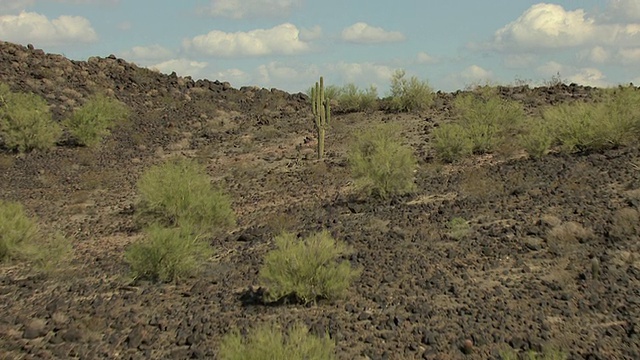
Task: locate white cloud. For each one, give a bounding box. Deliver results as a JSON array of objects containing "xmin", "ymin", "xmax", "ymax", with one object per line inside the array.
[
  {"xmin": 0, "ymin": 11, "xmax": 97, "ymax": 46},
  {"xmin": 567, "ymin": 67, "xmax": 608, "ymax": 87},
  {"xmin": 536, "ymin": 61, "xmax": 609, "ymax": 87},
  {"xmin": 183, "ymin": 23, "xmax": 310, "ymax": 57},
  {"xmin": 461, "ymin": 65, "xmax": 493, "ymax": 82},
  {"xmin": 121, "ymin": 45, "xmax": 174, "ymax": 61},
  {"xmin": 214, "ymin": 68, "xmax": 251, "ymax": 84},
  {"xmin": 204, "ymin": 0, "xmax": 301, "ymax": 19},
  {"xmin": 588, "ymin": 46, "xmax": 610, "ymax": 63},
  {"xmin": 492, "ymin": 3, "xmax": 596, "ymax": 50},
  {"xmin": 341, "ymin": 22, "xmax": 405, "ymax": 44},
  {"xmin": 149, "ymin": 59, "xmax": 208, "ymax": 78},
  {"xmin": 328, "ymin": 61, "xmax": 395, "ymax": 86},
  {"xmin": 416, "ymin": 51, "xmax": 437, "ymax": 64}
]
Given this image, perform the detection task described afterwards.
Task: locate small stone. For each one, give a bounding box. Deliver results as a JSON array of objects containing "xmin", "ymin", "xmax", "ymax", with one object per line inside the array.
[
  {"xmin": 461, "ymin": 339, "xmax": 474, "ymax": 354},
  {"xmin": 23, "ymin": 319, "xmax": 48, "ymax": 339}
]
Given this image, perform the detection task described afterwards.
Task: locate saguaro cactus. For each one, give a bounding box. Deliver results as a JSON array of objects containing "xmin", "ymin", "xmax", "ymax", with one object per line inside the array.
[{"xmin": 311, "ymin": 76, "xmax": 331, "ymax": 160}]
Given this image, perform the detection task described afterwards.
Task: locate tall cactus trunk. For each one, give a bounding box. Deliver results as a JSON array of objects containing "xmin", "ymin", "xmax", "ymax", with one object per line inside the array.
[{"xmin": 311, "ymin": 76, "xmax": 330, "ymax": 160}]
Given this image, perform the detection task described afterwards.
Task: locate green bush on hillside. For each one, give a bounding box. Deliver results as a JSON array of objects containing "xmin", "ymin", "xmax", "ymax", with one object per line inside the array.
[
  {"xmin": 219, "ymin": 321, "xmax": 336, "ymax": 360},
  {"xmin": 63, "ymin": 94, "xmax": 129, "ymax": 147},
  {"xmin": 260, "ymin": 231, "xmax": 361, "ymax": 304},
  {"xmin": 136, "ymin": 158, "xmax": 235, "ymax": 234},
  {"xmin": 432, "ymin": 123, "xmax": 473, "ymax": 163},
  {"xmin": 348, "ymin": 123, "xmax": 417, "ymax": 199},
  {"xmin": 387, "ymin": 69, "xmax": 434, "ymax": 112},
  {"xmin": 452, "ymin": 90, "xmax": 526, "ymax": 155},
  {"xmin": 540, "ymin": 85, "xmax": 640, "ymax": 153},
  {"xmin": 337, "ymin": 83, "xmax": 378, "ymax": 112},
  {"xmin": 0, "ymin": 83, "xmax": 61, "ymax": 152},
  {"xmin": 0, "ymin": 199, "xmax": 71, "ymax": 270},
  {"xmin": 125, "ymin": 224, "xmax": 212, "ymax": 282}
]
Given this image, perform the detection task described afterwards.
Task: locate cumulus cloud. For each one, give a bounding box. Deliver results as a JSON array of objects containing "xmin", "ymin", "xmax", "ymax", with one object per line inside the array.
[
  {"xmin": 183, "ymin": 23, "xmax": 310, "ymax": 57},
  {"xmin": 587, "ymin": 46, "xmax": 610, "ymax": 63},
  {"xmin": 121, "ymin": 45, "xmax": 174, "ymax": 61},
  {"xmin": 328, "ymin": 61, "xmax": 395, "ymax": 85},
  {"xmin": 214, "ymin": 68, "xmax": 251, "ymax": 84},
  {"xmin": 461, "ymin": 65, "xmax": 493, "ymax": 82},
  {"xmin": 492, "ymin": 3, "xmax": 596, "ymax": 50},
  {"xmin": 618, "ymin": 47, "xmax": 640, "ymax": 63},
  {"xmin": 0, "ymin": 11, "xmax": 97, "ymax": 46},
  {"xmin": 204, "ymin": 0, "xmax": 301, "ymax": 19},
  {"xmin": 149, "ymin": 59, "xmax": 208, "ymax": 78},
  {"xmin": 300, "ymin": 25, "xmax": 322, "ymax": 41},
  {"xmin": 341, "ymin": 22, "xmax": 405, "ymax": 44},
  {"xmin": 567, "ymin": 68, "xmax": 608, "ymax": 87},
  {"xmin": 416, "ymin": 51, "xmax": 437, "ymax": 64},
  {"xmin": 535, "ymin": 61, "xmax": 609, "ymax": 87},
  {"xmin": 503, "ymin": 54, "xmax": 537, "ymax": 68}
]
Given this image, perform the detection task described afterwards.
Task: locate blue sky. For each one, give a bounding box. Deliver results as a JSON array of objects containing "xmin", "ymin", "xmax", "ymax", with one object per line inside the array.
[{"xmin": 1, "ymin": 0, "xmax": 639, "ymax": 93}]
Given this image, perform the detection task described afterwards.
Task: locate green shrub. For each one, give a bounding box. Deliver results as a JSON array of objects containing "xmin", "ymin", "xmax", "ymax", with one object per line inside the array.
[
  {"xmin": 63, "ymin": 94, "xmax": 129, "ymax": 147},
  {"xmin": 431, "ymin": 123, "xmax": 473, "ymax": 163},
  {"xmin": 337, "ymin": 83, "xmax": 378, "ymax": 112},
  {"xmin": 388, "ymin": 69, "xmax": 434, "ymax": 112},
  {"xmin": 125, "ymin": 224, "xmax": 212, "ymax": 282},
  {"xmin": 0, "ymin": 199, "xmax": 71, "ymax": 269},
  {"xmin": 0, "ymin": 199, "xmax": 39, "ymax": 262},
  {"xmin": 453, "ymin": 91, "xmax": 526, "ymax": 154},
  {"xmin": 219, "ymin": 321, "xmax": 335, "ymax": 360},
  {"xmin": 0, "ymin": 83, "xmax": 61, "ymax": 152},
  {"xmin": 519, "ymin": 119, "xmax": 554, "ymax": 159},
  {"xmin": 348, "ymin": 123, "xmax": 417, "ymax": 199},
  {"xmin": 260, "ymin": 231, "xmax": 361, "ymax": 304},
  {"xmin": 136, "ymin": 158, "xmax": 235, "ymax": 234},
  {"xmin": 542, "ymin": 86, "xmax": 640, "ymax": 153},
  {"xmin": 448, "ymin": 217, "xmax": 470, "ymax": 240},
  {"xmin": 307, "ymin": 85, "xmax": 342, "ymax": 102},
  {"xmin": 499, "ymin": 346, "xmax": 567, "ymax": 360}
]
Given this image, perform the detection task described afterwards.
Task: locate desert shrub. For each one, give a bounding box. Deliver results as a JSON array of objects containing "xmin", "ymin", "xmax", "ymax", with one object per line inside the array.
[
  {"xmin": 136, "ymin": 158, "xmax": 235, "ymax": 234},
  {"xmin": 387, "ymin": 69, "xmax": 434, "ymax": 112},
  {"xmin": 63, "ymin": 94, "xmax": 129, "ymax": 147},
  {"xmin": 125, "ymin": 224, "xmax": 212, "ymax": 282},
  {"xmin": 453, "ymin": 91, "xmax": 526, "ymax": 154},
  {"xmin": 543, "ymin": 86, "xmax": 640, "ymax": 153},
  {"xmin": 547, "ymin": 221, "xmax": 593, "ymax": 244},
  {"xmin": 0, "ymin": 199, "xmax": 71, "ymax": 269},
  {"xmin": 500, "ymin": 346, "xmax": 567, "ymax": 360},
  {"xmin": 306, "ymin": 84, "xmax": 342, "ymax": 102},
  {"xmin": 260, "ymin": 231, "xmax": 361, "ymax": 304},
  {"xmin": 519, "ymin": 119, "xmax": 554, "ymax": 159},
  {"xmin": 448, "ymin": 217, "xmax": 470, "ymax": 240},
  {"xmin": 337, "ymin": 83, "xmax": 378, "ymax": 112},
  {"xmin": 0, "ymin": 83, "xmax": 61, "ymax": 152},
  {"xmin": 432, "ymin": 123, "xmax": 473, "ymax": 163},
  {"xmin": 348, "ymin": 123, "xmax": 417, "ymax": 199},
  {"xmin": 219, "ymin": 321, "xmax": 335, "ymax": 360}
]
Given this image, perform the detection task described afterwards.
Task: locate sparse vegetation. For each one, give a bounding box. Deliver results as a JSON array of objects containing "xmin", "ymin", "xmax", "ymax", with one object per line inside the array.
[
  {"xmin": 63, "ymin": 93, "xmax": 129, "ymax": 147},
  {"xmin": 260, "ymin": 231, "xmax": 361, "ymax": 304},
  {"xmin": 219, "ymin": 321, "xmax": 335, "ymax": 360},
  {"xmin": 0, "ymin": 83, "xmax": 61, "ymax": 152},
  {"xmin": 336, "ymin": 83, "xmax": 378, "ymax": 112},
  {"xmin": 448, "ymin": 217, "xmax": 470, "ymax": 240},
  {"xmin": 519, "ymin": 119, "xmax": 554, "ymax": 159},
  {"xmin": 348, "ymin": 123, "xmax": 417, "ymax": 199},
  {"xmin": 136, "ymin": 158, "xmax": 235, "ymax": 234},
  {"xmin": 431, "ymin": 123, "xmax": 473, "ymax": 163},
  {"xmin": 499, "ymin": 346, "xmax": 567, "ymax": 360},
  {"xmin": 0, "ymin": 199, "xmax": 71, "ymax": 269},
  {"xmin": 387, "ymin": 69, "xmax": 434, "ymax": 112},
  {"xmin": 540, "ymin": 85, "xmax": 640, "ymax": 153},
  {"xmin": 452, "ymin": 89, "xmax": 526, "ymax": 155},
  {"xmin": 125, "ymin": 224, "xmax": 212, "ymax": 282}
]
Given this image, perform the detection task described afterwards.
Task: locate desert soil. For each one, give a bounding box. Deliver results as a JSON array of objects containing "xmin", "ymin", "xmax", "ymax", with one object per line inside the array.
[{"xmin": 0, "ymin": 41, "xmax": 639, "ymax": 359}]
